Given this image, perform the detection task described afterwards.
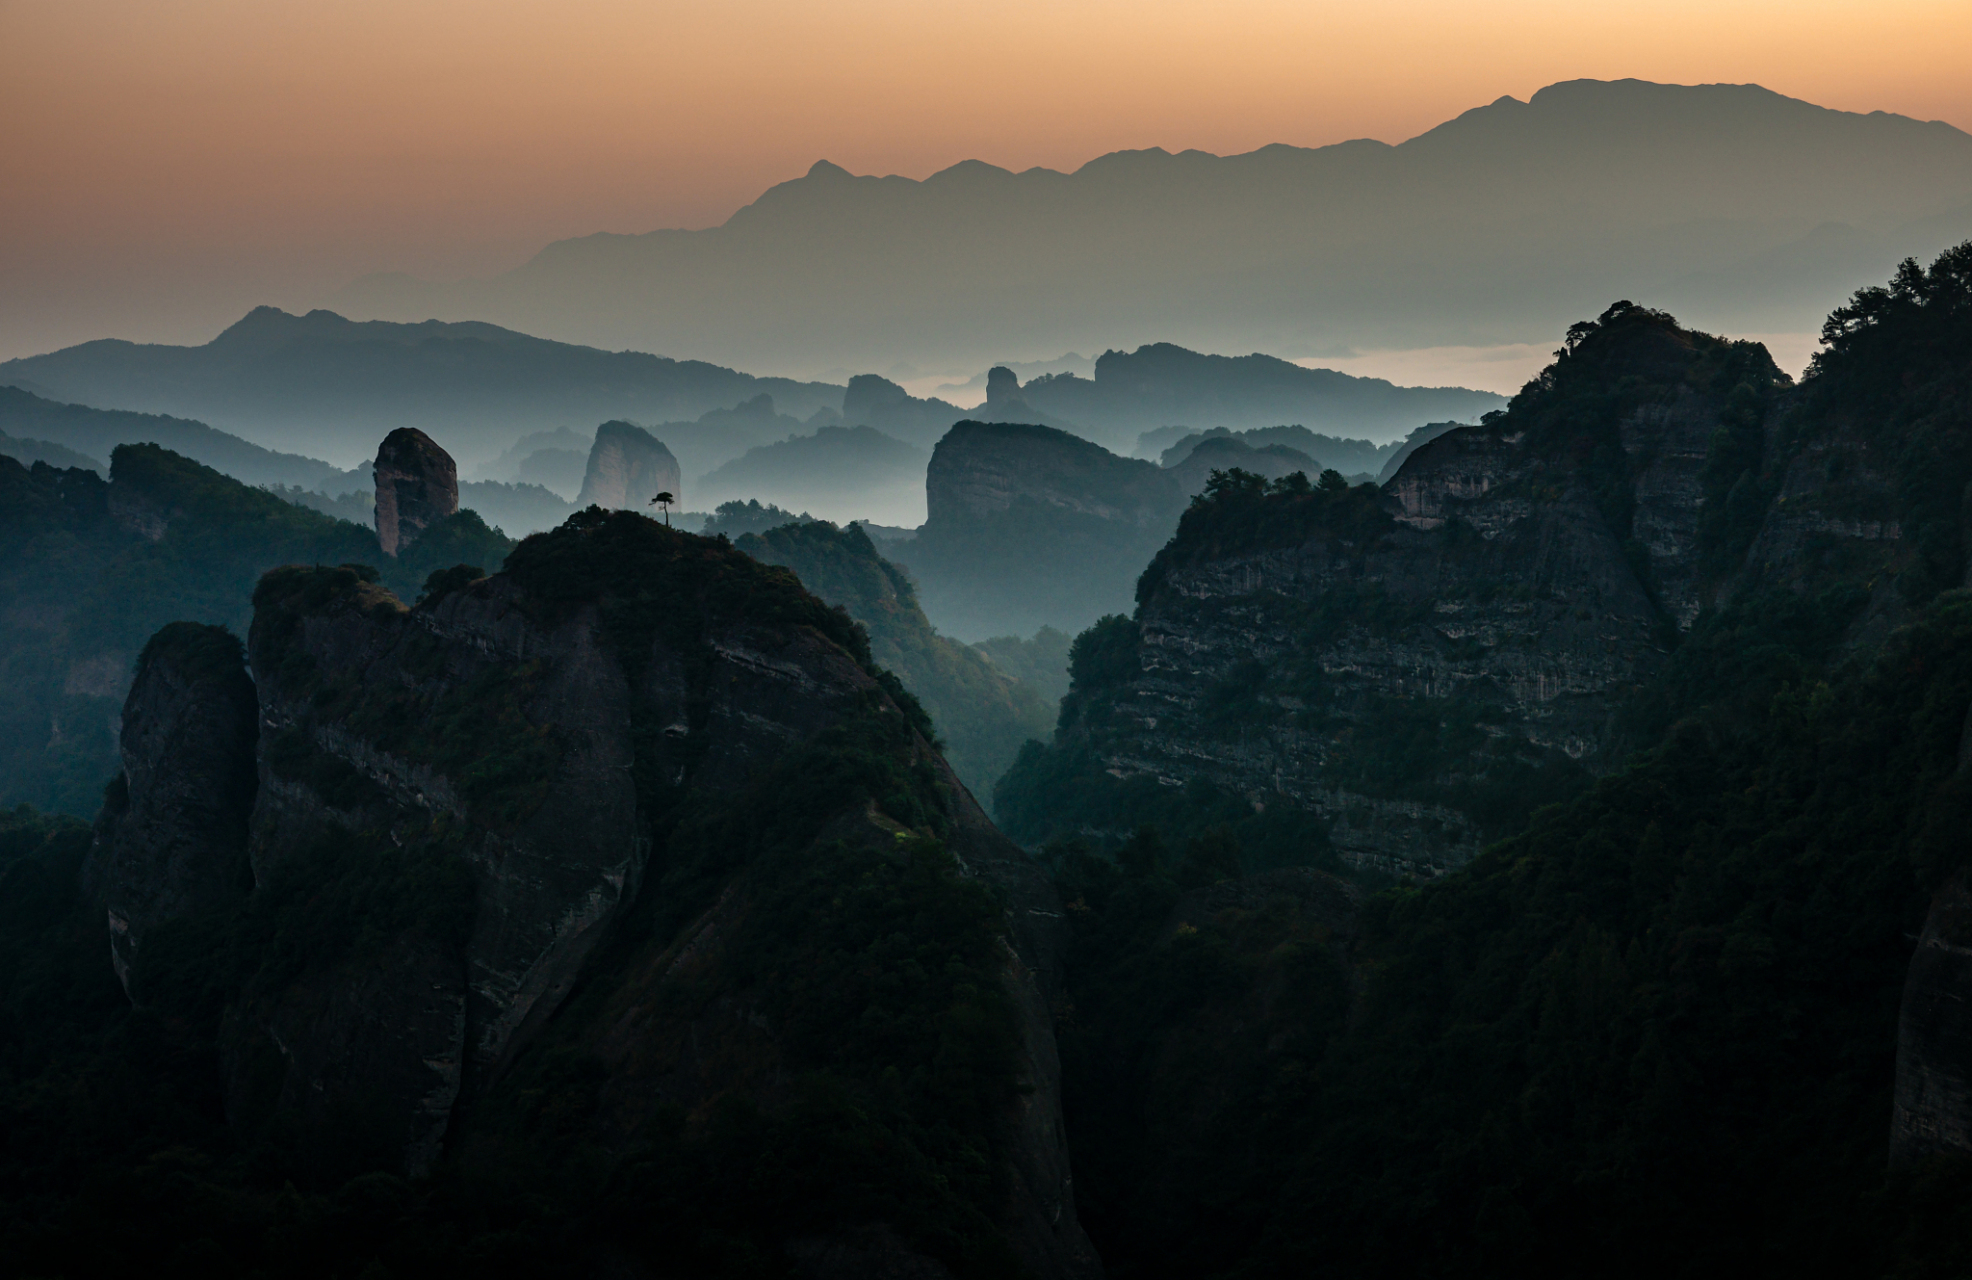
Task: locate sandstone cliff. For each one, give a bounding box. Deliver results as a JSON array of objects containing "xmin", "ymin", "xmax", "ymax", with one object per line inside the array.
[
  {"xmin": 998, "ymin": 303, "xmax": 1836, "ymax": 874},
  {"xmin": 372, "ymin": 426, "xmax": 458, "ymax": 555},
  {"xmin": 575, "ymin": 418, "xmax": 682, "ymax": 510}
]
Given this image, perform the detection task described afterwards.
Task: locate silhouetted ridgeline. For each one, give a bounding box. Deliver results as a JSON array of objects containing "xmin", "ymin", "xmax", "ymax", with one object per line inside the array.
[
  {"xmin": 0, "ymin": 306, "xmax": 846, "ymax": 461},
  {"xmin": 332, "ymin": 80, "xmax": 1972, "ymax": 372}
]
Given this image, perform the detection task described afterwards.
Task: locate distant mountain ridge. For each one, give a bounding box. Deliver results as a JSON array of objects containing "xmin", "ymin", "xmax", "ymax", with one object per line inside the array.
[
  {"xmin": 0, "ymin": 306, "xmax": 846, "ymax": 465},
  {"xmin": 333, "ymin": 80, "xmax": 1972, "ymax": 372}
]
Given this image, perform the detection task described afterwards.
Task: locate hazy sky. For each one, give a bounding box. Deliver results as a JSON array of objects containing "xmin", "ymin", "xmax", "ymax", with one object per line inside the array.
[{"xmin": 5, "ymin": 0, "xmax": 1970, "ymax": 364}]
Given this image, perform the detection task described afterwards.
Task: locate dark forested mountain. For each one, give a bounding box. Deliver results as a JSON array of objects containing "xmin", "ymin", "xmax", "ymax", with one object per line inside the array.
[
  {"xmin": 334, "ymin": 81, "xmax": 1972, "ymax": 373},
  {"xmin": 896, "ymin": 421, "xmax": 1189, "ymax": 641},
  {"xmin": 0, "ymin": 446, "xmax": 512, "ymax": 814},
  {"xmin": 0, "ymin": 306, "xmax": 846, "ymax": 463},
  {"xmin": 0, "ymin": 512, "xmax": 1100, "ymax": 1278},
  {"xmin": 996, "ymin": 245, "xmax": 1972, "ymax": 1276},
  {"xmin": 734, "ymin": 519, "xmax": 1055, "ymax": 802}
]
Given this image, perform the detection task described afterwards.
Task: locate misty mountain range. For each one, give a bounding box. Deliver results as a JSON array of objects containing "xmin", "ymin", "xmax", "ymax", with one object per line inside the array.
[
  {"xmin": 0, "ymin": 309, "xmax": 1503, "ymax": 478},
  {"xmin": 330, "ymin": 79, "xmax": 1972, "ymax": 373}
]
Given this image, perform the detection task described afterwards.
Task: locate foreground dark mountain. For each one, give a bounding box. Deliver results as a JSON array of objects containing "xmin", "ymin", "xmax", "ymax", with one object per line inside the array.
[
  {"xmin": 336, "ymin": 80, "xmax": 1972, "ymax": 372},
  {"xmin": 1, "ymin": 512, "xmax": 1099, "ymax": 1277},
  {"xmin": 0, "ymin": 445, "xmax": 511, "ymax": 815},
  {"xmin": 734, "ymin": 519, "xmax": 1055, "ymax": 802},
  {"xmin": 1004, "ymin": 246, "xmax": 1972, "ymax": 1276},
  {"xmin": 0, "ymin": 306, "xmax": 846, "ymax": 462}
]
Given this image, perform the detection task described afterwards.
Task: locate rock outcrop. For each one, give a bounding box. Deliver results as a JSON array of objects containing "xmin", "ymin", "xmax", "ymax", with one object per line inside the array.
[
  {"xmin": 99, "ymin": 510, "xmax": 1100, "ymax": 1275},
  {"xmin": 373, "ymin": 426, "xmax": 458, "ymax": 555},
  {"xmin": 86, "ymin": 622, "xmax": 257, "ymax": 996},
  {"xmin": 575, "ymin": 419, "xmax": 681, "ymax": 510},
  {"xmin": 998, "ymin": 304, "xmax": 1801, "ymax": 873},
  {"xmin": 899, "ymin": 421, "xmax": 1187, "ymax": 639}
]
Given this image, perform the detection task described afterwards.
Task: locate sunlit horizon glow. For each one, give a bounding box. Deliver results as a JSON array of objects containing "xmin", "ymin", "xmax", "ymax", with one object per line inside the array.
[{"xmin": 4, "ymin": 0, "xmax": 1970, "ymax": 363}]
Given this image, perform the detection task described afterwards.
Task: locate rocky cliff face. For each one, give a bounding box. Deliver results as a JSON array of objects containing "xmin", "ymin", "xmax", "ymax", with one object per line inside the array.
[
  {"xmin": 84, "ymin": 622, "xmax": 257, "ymax": 995},
  {"xmin": 92, "ymin": 509, "xmax": 1099, "ymax": 1275},
  {"xmin": 576, "ymin": 418, "xmax": 682, "ymax": 510},
  {"xmin": 999, "ymin": 304, "xmax": 1818, "ymax": 874},
  {"xmin": 900, "ymin": 421, "xmax": 1187, "ymax": 640},
  {"xmin": 1167, "ymin": 435, "xmax": 1318, "ymax": 496}
]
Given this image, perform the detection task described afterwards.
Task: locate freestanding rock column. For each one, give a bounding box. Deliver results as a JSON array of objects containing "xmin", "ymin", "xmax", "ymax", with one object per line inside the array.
[
  {"xmin": 575, "ymin": 420, "xmax": 681, "ymax": 511},
  {"xmin": 86, "ymin": 622, "xmax": 258, "ymax": 998},
  {"xmin": 373, "ymin": 427, "xmax": 458, "ymax": 555}
]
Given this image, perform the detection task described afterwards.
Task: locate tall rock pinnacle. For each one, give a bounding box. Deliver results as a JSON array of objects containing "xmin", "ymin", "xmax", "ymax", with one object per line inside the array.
[{"xmin": 373, "ymin": 427, "xmax": 458, "ymax": 556}]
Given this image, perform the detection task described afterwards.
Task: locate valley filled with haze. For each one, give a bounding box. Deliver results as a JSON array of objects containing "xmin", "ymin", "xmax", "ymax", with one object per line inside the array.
[{"xmin": 4, "ymin": 3, "xmax": 1972, "ymax": 1277}]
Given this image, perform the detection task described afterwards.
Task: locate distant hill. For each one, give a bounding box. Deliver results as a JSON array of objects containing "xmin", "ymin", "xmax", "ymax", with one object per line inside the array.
[
  {"xmin": 333, "ymin": 80, "xmax": 1972, "ymax": 373},
  {"xmin": 733, "ymin": 519, "xmax": 1055, "ymax": 802},
  {"xmin": 0, "ymin": 385, "xmax": 344, "ymax": 488},
  {"xmin": 0, "ymin": 307, "xmax": 847, "ymax": 466},
  {"xmin": 995, "ymin": 353, "xmax": 1501, "ymax": 451},
  {"xmin": 695, "ymin": 425, "xmax": 929, "ymax": 526},
  {"xmin": 896, "ymin": 421, "xmax": 1188, "ymax": 640}
]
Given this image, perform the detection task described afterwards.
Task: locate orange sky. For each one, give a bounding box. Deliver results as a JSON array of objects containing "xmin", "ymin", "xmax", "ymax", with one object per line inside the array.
[{"xmin": 4, "ymin": 0, "xmax": 1970, "ymax": 360}]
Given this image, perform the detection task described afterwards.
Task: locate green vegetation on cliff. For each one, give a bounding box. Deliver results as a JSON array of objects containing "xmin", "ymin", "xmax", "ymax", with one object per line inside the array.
[{"xmin": 1017, "ymin": 245, "xmax": 1972, "ymax": 1277}]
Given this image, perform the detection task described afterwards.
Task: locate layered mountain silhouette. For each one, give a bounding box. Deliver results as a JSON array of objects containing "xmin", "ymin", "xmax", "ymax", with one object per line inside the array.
[
  {"xmin": 332, "ymin": 80, "xmax": 1972, "ymax": 371},
  {"xmin": 4, "ymin": 314, "xmax": 1505, "ymax": 470},
  {"xmin": 0, "ymin": 306, "xmax": 845, "ymax": 463}
]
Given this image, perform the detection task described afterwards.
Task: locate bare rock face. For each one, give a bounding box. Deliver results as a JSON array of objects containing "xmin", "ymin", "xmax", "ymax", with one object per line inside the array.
[
  {"xmin": 86, "ymin": 622, "xmax": 257, "ymax": 997},
  {"xmin": 575, "ymin": 419, "xmax": 681, "ymax": 510},
  {"xmin": 373, "ymin": 427, "xmax": 458, "ymax": 555}
]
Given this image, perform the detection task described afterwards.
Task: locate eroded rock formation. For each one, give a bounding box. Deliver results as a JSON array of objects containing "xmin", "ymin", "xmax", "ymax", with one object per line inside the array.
[
  {"xmin": 575, "ymin": 419, "xmax": 681, "ymax": 510},
  {"xmin": 97, "ymin": 511, "xmax": 1100, "ymax": 1275},
  {"xmin": 373, "ymin": 426, "xmax": 458, "ymax": 555}
]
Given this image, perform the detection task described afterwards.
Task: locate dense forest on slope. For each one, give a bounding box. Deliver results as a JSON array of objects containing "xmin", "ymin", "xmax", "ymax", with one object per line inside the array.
[
  {"xmin": 1004, "ymin": 244, "xmax": 1972, "ymax": 1277},
  {"xmin": 0, "ymin": 445, "xmax": 512, "ymax": 814}
]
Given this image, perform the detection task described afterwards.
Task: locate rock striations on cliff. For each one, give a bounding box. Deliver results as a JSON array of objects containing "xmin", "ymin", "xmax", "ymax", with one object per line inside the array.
[
  {"xmin": 995, "ymin": 300, "xmax": 1920, "ymax": 874},
  {"xmin": 88, "ymin": 508, "xmax": 1101, "ymax": 1277},
  {"xmin": 575, "ymin": 418, "xmax": 682, "ymax": 510},
  {"xmin": 372, "ymin": 426, "xmax": 459, "ymax": 555}
]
